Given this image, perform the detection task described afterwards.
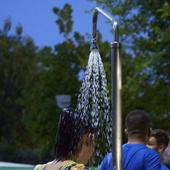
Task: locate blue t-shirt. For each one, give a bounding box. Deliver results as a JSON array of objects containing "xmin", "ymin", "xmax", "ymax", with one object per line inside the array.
[
  {"xmin": 161, "ymin": 163, "xmax": 169, "ymax": 170},
  {"xmin": 99, "ymin": 144, "xmax": 161, "ymax": 170}
]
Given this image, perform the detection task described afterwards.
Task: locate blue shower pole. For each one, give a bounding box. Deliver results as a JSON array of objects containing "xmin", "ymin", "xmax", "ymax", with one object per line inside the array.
[{"xmin": 92, "ymin": 7, "xmax": 122, "ymax": 170}]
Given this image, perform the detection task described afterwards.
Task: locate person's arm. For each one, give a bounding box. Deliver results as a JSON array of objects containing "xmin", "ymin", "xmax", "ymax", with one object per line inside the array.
[{"xmin": 144, "ymin": 151, "xmax": 161, "ymax": 170}]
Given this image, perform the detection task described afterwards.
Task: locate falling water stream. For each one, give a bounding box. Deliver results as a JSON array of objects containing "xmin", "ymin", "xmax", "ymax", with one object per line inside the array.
[{"xmin": 77, "ymin": 49, "xmax": 112, "ymax": 165}]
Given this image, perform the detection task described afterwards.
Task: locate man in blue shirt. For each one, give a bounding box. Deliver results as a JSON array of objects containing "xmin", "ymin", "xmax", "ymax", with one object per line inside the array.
[
  {"xmin": 147, "ymin": 129, "xmax": 170, "ymax": 170},
  {"xmin": 99, "ymin": 110, "xmax": 161, "ymax": 170}
]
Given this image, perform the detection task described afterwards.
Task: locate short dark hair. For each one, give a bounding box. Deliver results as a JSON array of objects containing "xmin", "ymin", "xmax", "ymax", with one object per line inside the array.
[
  {"xmin": 151, "ymin": 129, "xmax": 169, "ymax": 149},
  {"xmin": 54, "ymin": 107, "xmax": 95, "ymax": 161},
  {"xmin": 125, "ymin": 110, "xmax": 150, "ymax": 139}
]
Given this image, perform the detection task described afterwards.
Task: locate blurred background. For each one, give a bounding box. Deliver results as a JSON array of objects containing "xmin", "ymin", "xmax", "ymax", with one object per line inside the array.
[{"xmin": 0, "ymin": 0, "xmax": 170, "ymax": 169}]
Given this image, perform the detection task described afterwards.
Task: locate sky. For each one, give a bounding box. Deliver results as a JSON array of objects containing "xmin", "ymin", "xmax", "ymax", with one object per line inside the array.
[{"xmin": 0, "ymin": 0, "xmax": 113, "ymax": 47}]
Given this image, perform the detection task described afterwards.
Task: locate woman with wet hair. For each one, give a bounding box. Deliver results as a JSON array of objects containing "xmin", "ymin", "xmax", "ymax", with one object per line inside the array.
[{"xmin": 34, "ymin": 108, "xmax": 95, "ymax": 170}]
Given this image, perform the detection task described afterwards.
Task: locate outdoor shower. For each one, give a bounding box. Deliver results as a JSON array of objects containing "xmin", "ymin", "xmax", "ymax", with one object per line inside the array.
[{"xmin": 92, "ymin": 7, "xmax": 122, "ymax": 170}]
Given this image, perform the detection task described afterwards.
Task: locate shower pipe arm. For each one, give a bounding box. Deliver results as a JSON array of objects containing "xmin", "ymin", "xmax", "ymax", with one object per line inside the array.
[{"xmin": 92, "ymin": 7, "xmax": 119, "ymax": 42}]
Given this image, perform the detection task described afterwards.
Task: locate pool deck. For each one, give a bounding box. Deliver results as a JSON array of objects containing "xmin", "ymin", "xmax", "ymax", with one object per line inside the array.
[{"xmin": 0, "ymin": 162, "xmax": 34, "ymax": 168}]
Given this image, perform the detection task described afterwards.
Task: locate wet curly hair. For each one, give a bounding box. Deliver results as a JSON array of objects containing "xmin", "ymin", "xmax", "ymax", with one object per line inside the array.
[{"xmin": 54, "ymin": 107, "xmax": 95, "ymax": 161}]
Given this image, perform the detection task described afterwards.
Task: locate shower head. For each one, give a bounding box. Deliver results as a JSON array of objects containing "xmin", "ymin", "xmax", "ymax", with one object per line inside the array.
[{"xmin": 92, "ymin": 7, "xmax": 119, "ymax": 47}]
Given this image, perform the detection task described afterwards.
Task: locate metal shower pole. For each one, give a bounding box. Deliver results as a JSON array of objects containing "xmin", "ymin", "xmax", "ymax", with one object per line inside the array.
[{"xmin": 92, "ymin": 7, "xmax": 122, "ymax": 170}]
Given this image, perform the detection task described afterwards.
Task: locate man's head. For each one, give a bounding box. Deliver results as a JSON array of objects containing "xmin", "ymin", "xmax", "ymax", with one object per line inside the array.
[
  {"xmin": 147, "ymin": 129, "xmax": 169, "ymax": 154},
  {"xmin": 125, "ymin": 110, "xmax": 150, "ymax": 141},
  {"xmin": 54, "ymin": 108, "xmax": 95, "ymax": 164}
]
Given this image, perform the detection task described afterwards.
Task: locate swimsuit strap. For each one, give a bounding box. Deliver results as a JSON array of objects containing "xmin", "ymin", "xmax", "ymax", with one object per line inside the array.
[
  {"xmin": 59, "ymin": 160, "xmax": 76, "ymax": 170},
  {"xmin": 34, "ymin": 164, "xmax": 47, "ymax": 170},
  {"xmin": 59, "ymin": 160, "xmax": 86, "ymax": 170}
]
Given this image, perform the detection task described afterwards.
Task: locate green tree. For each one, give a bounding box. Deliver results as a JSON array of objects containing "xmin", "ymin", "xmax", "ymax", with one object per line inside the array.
[
  {"xmin": 0, "ymin": 19, "xmax": 38, "ymax": 162},
  {"xmin": 20, "ymin": 4, "xmax": 91, "ymax": 162}
]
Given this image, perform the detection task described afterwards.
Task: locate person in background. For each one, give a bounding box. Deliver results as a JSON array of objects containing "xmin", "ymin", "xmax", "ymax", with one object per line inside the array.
[
  {"xmin": 163, "ymin": 147, "xmax": 170, "ymax": 169},
  {"xmin": 34, "ymin": 108, "xmax": 95, "ymax": 170},
  {"xmin": 99, "ymin": 110, "xmax": 161, "ymax": 170},
  {"xmin": 147, "ymin": 129, "xmax": 170, "ymax": 170}
]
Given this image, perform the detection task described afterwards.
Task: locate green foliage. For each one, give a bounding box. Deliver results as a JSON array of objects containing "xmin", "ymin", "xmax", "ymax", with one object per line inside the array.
[
  {"xmin": 53, "ymin": 3, "xmax": 73, "ymax": 40},
  {"xmin": 0, "ymin": 20, "xmax": 40, "ymax": 163},
  {"xmin": 0, "ymin": 4, "xmax": 90, "ymax": 163}
]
